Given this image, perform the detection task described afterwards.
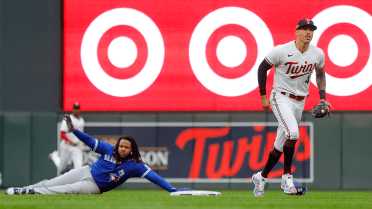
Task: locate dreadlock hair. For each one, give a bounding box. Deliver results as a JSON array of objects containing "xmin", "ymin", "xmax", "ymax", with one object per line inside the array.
[{"xmin": 113, "ymin": 136, "xmax": 143, "ymax": 165}]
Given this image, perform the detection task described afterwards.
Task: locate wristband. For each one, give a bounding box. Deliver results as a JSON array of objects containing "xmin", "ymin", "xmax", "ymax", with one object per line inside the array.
[
  {"xmin": 259, "ymin": 89, "xmax": 266, "ymax": 96},
  {"xmin": 68, "ymin": 125, "xmax": 75, "ymax": 133}
]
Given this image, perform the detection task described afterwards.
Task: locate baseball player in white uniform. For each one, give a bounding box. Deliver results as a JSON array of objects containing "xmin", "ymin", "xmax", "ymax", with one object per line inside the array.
[
  {"xmin": 55, "ymin": 103, "xmax": 85, "ymax": 175},
  {"xmin": 252, "ymin": 19, "xmax": 329, "ymax": 197}
]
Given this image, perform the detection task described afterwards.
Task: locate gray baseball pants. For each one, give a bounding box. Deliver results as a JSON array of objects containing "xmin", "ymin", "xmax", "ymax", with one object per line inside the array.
[{"xmin": 25, "ymin": 165, "xmax": 101, "ymax": 194}]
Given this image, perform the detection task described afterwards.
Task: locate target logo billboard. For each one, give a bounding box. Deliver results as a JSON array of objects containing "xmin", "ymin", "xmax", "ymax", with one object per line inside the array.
[{"xmin": 64, "ymin": 0, "xmax": 372, "ymax": 111}]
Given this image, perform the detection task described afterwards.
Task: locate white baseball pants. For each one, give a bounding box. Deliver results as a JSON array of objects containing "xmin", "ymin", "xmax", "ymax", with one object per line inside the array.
[
  {"xmin": 270, "ymin": 90, "xmax": 305, "ymax": 152},
  {"xmin": 25, "ymin": 165, "xmax": 100, "ymax": 194}
]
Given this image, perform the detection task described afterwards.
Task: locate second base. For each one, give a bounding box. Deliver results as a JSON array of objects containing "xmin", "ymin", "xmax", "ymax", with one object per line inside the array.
[{"xmin": 170, "ymin": 190, "xmax": 221, "ymax": 196}]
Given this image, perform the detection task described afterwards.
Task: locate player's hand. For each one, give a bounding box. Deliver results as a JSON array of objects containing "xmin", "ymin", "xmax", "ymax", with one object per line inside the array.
[
  {"xmin": 174, "ymin": 188, "xmax": 192, "ymax": 192},
  {"xmin": 261, "ymin": 95, "xmax": 271, "ymax": 111},
  {"xmin": 63, "ymin": 114, "xmax": 75, "ymax": 132}
]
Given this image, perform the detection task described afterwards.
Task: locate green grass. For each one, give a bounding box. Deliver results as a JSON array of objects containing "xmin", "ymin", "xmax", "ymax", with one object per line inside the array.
[{"xmin": 0, "ymin": 189, "xmax": 371, "ymax": 209}]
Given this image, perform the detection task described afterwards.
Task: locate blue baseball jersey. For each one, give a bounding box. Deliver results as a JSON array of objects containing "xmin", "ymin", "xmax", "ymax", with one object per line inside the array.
[{"xmin": 73, "ymin": 130, "xmax": 151, "ymax": 193}]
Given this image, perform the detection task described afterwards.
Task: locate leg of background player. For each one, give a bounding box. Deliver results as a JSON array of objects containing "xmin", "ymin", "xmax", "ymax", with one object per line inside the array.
[
  {"xmin": 49, "ymin": 150, "xmax": 60, "ymax": 168},
  {"xmin": 70, "ymin": 147, "xmax": 83, "ymax": 168},
  {"xmin": 58, "ymin": 143, "xmax": 72, "ymax": 175}
]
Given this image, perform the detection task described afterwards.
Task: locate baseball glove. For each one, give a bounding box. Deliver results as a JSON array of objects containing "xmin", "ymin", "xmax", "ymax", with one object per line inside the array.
[
  {"xmin": 63, "ymin": 114, "xmax": 75, "ymax": 132},
  {"xmin": 309, "ymin": 100, "xmax": 331, "ymax": 118}
]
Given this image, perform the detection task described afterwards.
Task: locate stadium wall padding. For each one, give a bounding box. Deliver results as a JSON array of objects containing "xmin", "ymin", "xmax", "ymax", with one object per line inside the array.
[
  {"xmin": 341, "ymin": 114, "xmax": 372, "ymax": 190},
  {"xmin": 0, "ymin": 112, "xmax": 58, "ymax": 188},
  {"xmin": 2, "ymin": 113, "xmax": 32, "ymax": 186},
  {"xmin": 0, "ymin": 0, "xmax": 61, "ymax": 112},
  {"xmin": 0, "ymin": 112, "xmax": 371, "ymax": 190}
]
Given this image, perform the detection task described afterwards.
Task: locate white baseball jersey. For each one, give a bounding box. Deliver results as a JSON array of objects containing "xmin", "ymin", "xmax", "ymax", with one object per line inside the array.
[
  {"xmin": 60, "ymin": 114, "xmax": 85, "ymax": 144},
  {"xmin": 265, "ymin": 41, "xmax": 325, "ymax": 96}
]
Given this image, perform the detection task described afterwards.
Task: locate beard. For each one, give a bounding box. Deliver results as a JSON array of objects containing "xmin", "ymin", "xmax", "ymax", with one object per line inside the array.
[{"xmin": 118, "ymin": 153, "xmax": 132, "ymax": 162}]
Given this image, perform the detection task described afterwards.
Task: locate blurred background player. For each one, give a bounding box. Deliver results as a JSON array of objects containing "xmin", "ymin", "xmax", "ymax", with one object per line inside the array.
[{"xmin": 49, "ymin": 102, "xmax": 85, "ymax": 175}]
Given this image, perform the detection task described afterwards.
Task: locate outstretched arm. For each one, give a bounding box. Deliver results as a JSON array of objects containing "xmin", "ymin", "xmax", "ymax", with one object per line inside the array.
[
  {"xmin": 315, "ymin": 66, "xmax": 326, "ymax": 100},
  {"xmin": 72, "ymin": 129, "xmax": 97, "ymax": 149},
  {"xmin": 63, "ymin": 114, "xmax": 96, "ymax": 149},
  {"xmin": 144, "ymin": 170, "xmax": 190, "ymax": 192},
  {"xmin": 144, "ymin": 170, "xmax": 176, "ymax": 192}
]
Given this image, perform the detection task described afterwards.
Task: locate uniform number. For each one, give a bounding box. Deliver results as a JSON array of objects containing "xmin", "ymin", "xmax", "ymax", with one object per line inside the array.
[{"xmin": 305, "ymin": 75, "xmax": 311, "ymax": 84}]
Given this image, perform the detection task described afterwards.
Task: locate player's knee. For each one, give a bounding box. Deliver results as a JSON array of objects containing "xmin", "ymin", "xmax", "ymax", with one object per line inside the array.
[{"xmin": 289, "ymin": 131, "xmax": 299, "ymax": 140}]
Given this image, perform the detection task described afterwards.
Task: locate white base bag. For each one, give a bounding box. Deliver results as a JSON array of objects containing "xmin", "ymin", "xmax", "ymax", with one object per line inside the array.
[{"xmin": 170, "ymin": 190, "xmax": 221, "ymax": 196}]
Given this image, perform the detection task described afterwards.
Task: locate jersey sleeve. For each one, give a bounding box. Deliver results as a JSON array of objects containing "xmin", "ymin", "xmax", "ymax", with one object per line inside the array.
[
  {"xmin": 316, "ymin": 49, "xmax": 325, "ymax": 69},
  {"xmin": 72, "ymin": 129, "xmax": 113, "ymax": 155},
  {"xmin": 265, "ymin": 45, "xmax": 282, "ymax": 66},
  {"xmin": 60, "ymin": 131, "xmax": 72, "ymax": 143},
  {"xmin": 133, "ymin": 163, "xmax": 151, "ymax": 178},
  {"xmin": 144, "ymin": 169, "xmax": 175, "ymax": 192},
  {"xmin": 94, "ymin": 140, "xmax": 115, "ymax": 155},
  {"xmin": 60, "ymin": 120, "xmax": 68, "ymax": 132}
]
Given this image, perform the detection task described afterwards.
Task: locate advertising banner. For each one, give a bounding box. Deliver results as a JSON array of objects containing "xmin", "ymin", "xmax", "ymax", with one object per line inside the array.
[
  {"xmin": 67, "ymin": 122, "xmax": 314, "ymax": 183},
  {"xmin": 64, "ymin": 0, "xmax": 372, "ymax": 111}
]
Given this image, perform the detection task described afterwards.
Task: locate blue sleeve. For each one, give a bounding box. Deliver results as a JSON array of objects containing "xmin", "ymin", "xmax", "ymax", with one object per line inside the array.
[
  {"xmin": 72, "ymin": 129, "xmax": 96, "ymax": 148},
  {"xmin": 144, "ymin": 170, "xmax": 176, "ymax": 192},
  {"xmin": 72, "ymin": 129, "xmax": 113, "ymax": 155}
]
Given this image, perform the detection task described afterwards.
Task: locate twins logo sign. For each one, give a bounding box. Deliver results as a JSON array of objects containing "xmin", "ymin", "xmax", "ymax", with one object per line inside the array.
[
  {"xmin": 83, "ymin": 122, "xmax": 313, "ymax": 183},
  {"xmin": 64, "ymin": 0, "xmax": 372, "ymax": 111}
]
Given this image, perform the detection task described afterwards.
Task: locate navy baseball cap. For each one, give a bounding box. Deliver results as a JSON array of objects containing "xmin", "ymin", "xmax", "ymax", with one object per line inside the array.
[
  {"xmin": 73, "ymin": 102, "xmax": 80, "ymax": 109},
  {"xmin": 296, "ymin": 19, "xmax": 317, "ymax": 31}
]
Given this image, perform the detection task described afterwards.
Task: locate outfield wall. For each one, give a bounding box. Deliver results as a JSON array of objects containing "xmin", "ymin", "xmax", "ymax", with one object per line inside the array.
[{"xmin": 0, "ymin": 112, "xmax": 371, "ymax": 190}]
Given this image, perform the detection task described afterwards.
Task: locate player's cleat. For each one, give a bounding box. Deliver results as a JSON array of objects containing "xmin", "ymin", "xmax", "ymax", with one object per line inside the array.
[
  {"xmin": 5, "ymin": 187, "xmax": 35, "ymax": 195},
  {"xmin": 5, "ymin": 187, "xmax": 23, "ymax": 195},
  {"xmin": 252, "ymin": 171, "xmax": 267, "ymax": 197},
  {"xmin": 23, "ymin": 188, "xmax": 36, "ymax": 194},
  {"xmin": 281, "ymin": 174, "xmax": 297, "ymax": 194}
]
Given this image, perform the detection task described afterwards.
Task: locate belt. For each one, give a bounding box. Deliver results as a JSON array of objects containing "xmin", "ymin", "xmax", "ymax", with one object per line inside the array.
[{"xmin": 281, "ymin": 92, "xmax": 307, "ymax": 101}]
